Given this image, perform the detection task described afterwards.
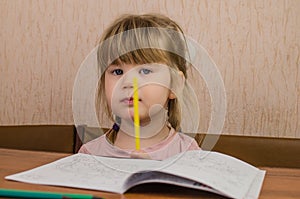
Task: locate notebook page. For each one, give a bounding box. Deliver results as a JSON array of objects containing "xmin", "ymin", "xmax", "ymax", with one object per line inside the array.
[
  {"xmin": 5, "ymin": 153, "xmax": 161, "ymax": 193},
  {"xmin": 159, "ymin": 150, "xmax": 262, "ymax": 199},
  {"xmin": 243, "ymin": 170, "xmax": 266, "ymax": 199}
]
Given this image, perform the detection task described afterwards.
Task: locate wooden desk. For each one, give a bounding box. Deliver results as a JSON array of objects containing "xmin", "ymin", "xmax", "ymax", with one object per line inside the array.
[{"xmin": 0, "ymin": 148, "xmax": 299, "ymax": 199}]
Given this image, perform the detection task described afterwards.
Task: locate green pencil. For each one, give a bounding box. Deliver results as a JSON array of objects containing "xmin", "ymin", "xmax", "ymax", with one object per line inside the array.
[{"xmin": 0, "ymin": 188, "xmax": 103, "ymax": 199}]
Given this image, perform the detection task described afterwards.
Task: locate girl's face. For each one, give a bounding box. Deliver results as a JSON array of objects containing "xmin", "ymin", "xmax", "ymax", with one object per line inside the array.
[{"xmin": 105, "ymin": 63, "xmax": 175, "ymax": 125}]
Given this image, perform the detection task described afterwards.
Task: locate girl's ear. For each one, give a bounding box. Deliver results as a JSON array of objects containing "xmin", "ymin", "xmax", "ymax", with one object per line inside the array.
[
  {"xmin": 168, "ymin": 70, "xmax": 185, "ymax": 99},
  {"xmin": 169, "ymin": 91, "xmax": 177, "ymax": 99}
]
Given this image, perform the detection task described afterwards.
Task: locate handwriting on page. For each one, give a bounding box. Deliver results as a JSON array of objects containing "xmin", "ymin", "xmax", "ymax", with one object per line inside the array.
[
  {"xmin": 17, "ymin": 154, "xmax": 125, "ymax": 189},
  {"xmin": 14, "ymin": 153, "xmax": 161, "ymax": 193},
  {"xmin": 161, "ymin": 151, "xmax": 258, "ymax": 198}
]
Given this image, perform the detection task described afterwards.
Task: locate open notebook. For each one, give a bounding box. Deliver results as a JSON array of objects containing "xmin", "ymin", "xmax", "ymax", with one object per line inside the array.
[{"xmin": 6, "ymin": 150, "xmax": 265, "ymax": 199}]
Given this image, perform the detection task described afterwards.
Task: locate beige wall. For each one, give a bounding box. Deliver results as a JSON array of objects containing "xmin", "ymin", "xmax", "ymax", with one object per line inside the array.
[{"xmin": 0, "ymin": 0, "xmax": 299, "ymax": 138}]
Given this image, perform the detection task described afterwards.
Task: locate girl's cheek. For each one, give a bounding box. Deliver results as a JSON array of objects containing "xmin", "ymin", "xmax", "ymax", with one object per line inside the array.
[{"xmin": 104, "ymin": 85, "xmax": 113, "ymax": 105}]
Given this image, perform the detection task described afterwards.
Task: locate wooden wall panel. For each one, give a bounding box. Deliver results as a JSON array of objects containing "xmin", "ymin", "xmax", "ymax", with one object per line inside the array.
[{"xmin": 0, "ymin": 0, "xmax": 299, "ymax": 138}]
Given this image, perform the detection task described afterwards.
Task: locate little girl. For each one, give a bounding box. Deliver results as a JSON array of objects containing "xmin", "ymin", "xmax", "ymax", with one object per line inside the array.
[{"xmin": 79, "ymin": 13, "xmax": 200, "ymax": 160}]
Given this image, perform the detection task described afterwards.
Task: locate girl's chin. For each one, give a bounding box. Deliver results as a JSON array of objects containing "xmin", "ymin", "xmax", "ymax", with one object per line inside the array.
[
  {"xmin": 115, "ymin": 109, "xmax": 164, "ymax": 124},
  {"xmin": 115, "ymin": 114, "xmax": 151, "ymax": 124}
]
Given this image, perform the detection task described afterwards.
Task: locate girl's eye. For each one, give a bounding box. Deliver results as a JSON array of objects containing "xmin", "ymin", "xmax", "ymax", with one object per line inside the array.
[
  {"xmin": 139, "ymin": 68, "xmax": 152, "ymax": 75},
  {"xmin": 112, "ymin": 69, "xmax": 123, "ymax": 75}
]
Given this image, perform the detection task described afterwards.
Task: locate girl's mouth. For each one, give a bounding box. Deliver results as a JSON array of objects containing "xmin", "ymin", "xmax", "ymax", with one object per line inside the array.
[{"xmin": 121, "ymin": 97, "xmax": 141, "ymax": 106}]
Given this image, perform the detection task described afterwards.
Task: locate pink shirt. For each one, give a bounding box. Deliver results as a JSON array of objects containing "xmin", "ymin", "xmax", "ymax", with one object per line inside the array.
[{"xmin": 78, "ymin": 127, "xmax": 200, "ymax": 160}]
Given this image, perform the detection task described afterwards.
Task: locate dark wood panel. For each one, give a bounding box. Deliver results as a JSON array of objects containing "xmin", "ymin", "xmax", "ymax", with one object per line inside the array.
[
  {"xmin": 196, "ymin": 134, "xmax": 300, "ymax": 168},
  {"xmin": 0, "ymin": 125, "xmax": 75, "ymax": 153}
]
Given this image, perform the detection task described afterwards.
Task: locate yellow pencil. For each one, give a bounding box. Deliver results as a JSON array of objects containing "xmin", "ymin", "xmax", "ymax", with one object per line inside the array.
[{"xmin": 133, "ymin": 77, "xmax": 140, "ymax": 151}]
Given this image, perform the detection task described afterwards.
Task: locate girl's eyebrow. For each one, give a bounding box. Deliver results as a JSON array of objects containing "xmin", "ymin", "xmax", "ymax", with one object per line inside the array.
[{"xmin": 107, "ymin": 64, "xmax": 122, "ymax": 69}]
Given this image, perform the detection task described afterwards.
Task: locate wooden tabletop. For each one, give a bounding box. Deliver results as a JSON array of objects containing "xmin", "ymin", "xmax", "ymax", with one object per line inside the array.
[{"xmin": 0, "ymin": 148, "xmax": 299, "ymax": 199}]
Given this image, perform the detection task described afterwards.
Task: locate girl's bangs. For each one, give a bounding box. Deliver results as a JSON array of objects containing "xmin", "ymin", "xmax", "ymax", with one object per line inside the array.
[
  {"xmin": 98, "ymin": 27, "xmax": 180, "ymax": 68},
  {"xmin": 112, "ymin": 48, "xmax": 170, "ymax": 66}
]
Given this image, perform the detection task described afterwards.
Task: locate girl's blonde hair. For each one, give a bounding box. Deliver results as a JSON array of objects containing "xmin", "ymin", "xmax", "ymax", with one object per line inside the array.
[{"xmin": 96, "ymin": 14, "xmax": 190, "ymax": 143}]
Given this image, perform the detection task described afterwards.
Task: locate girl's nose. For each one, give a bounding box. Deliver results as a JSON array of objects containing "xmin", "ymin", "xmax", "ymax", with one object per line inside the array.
[
  {"xmin": 121, "ymin": 74, "xmax": 134, "ymax": 89},
  {"xmin": 122, "ymin": 81, "xmax": 133, "ymax": 89},
  {"xmin": 121, "ymin": 70, "xmax": 138, "ymax": 89}
]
